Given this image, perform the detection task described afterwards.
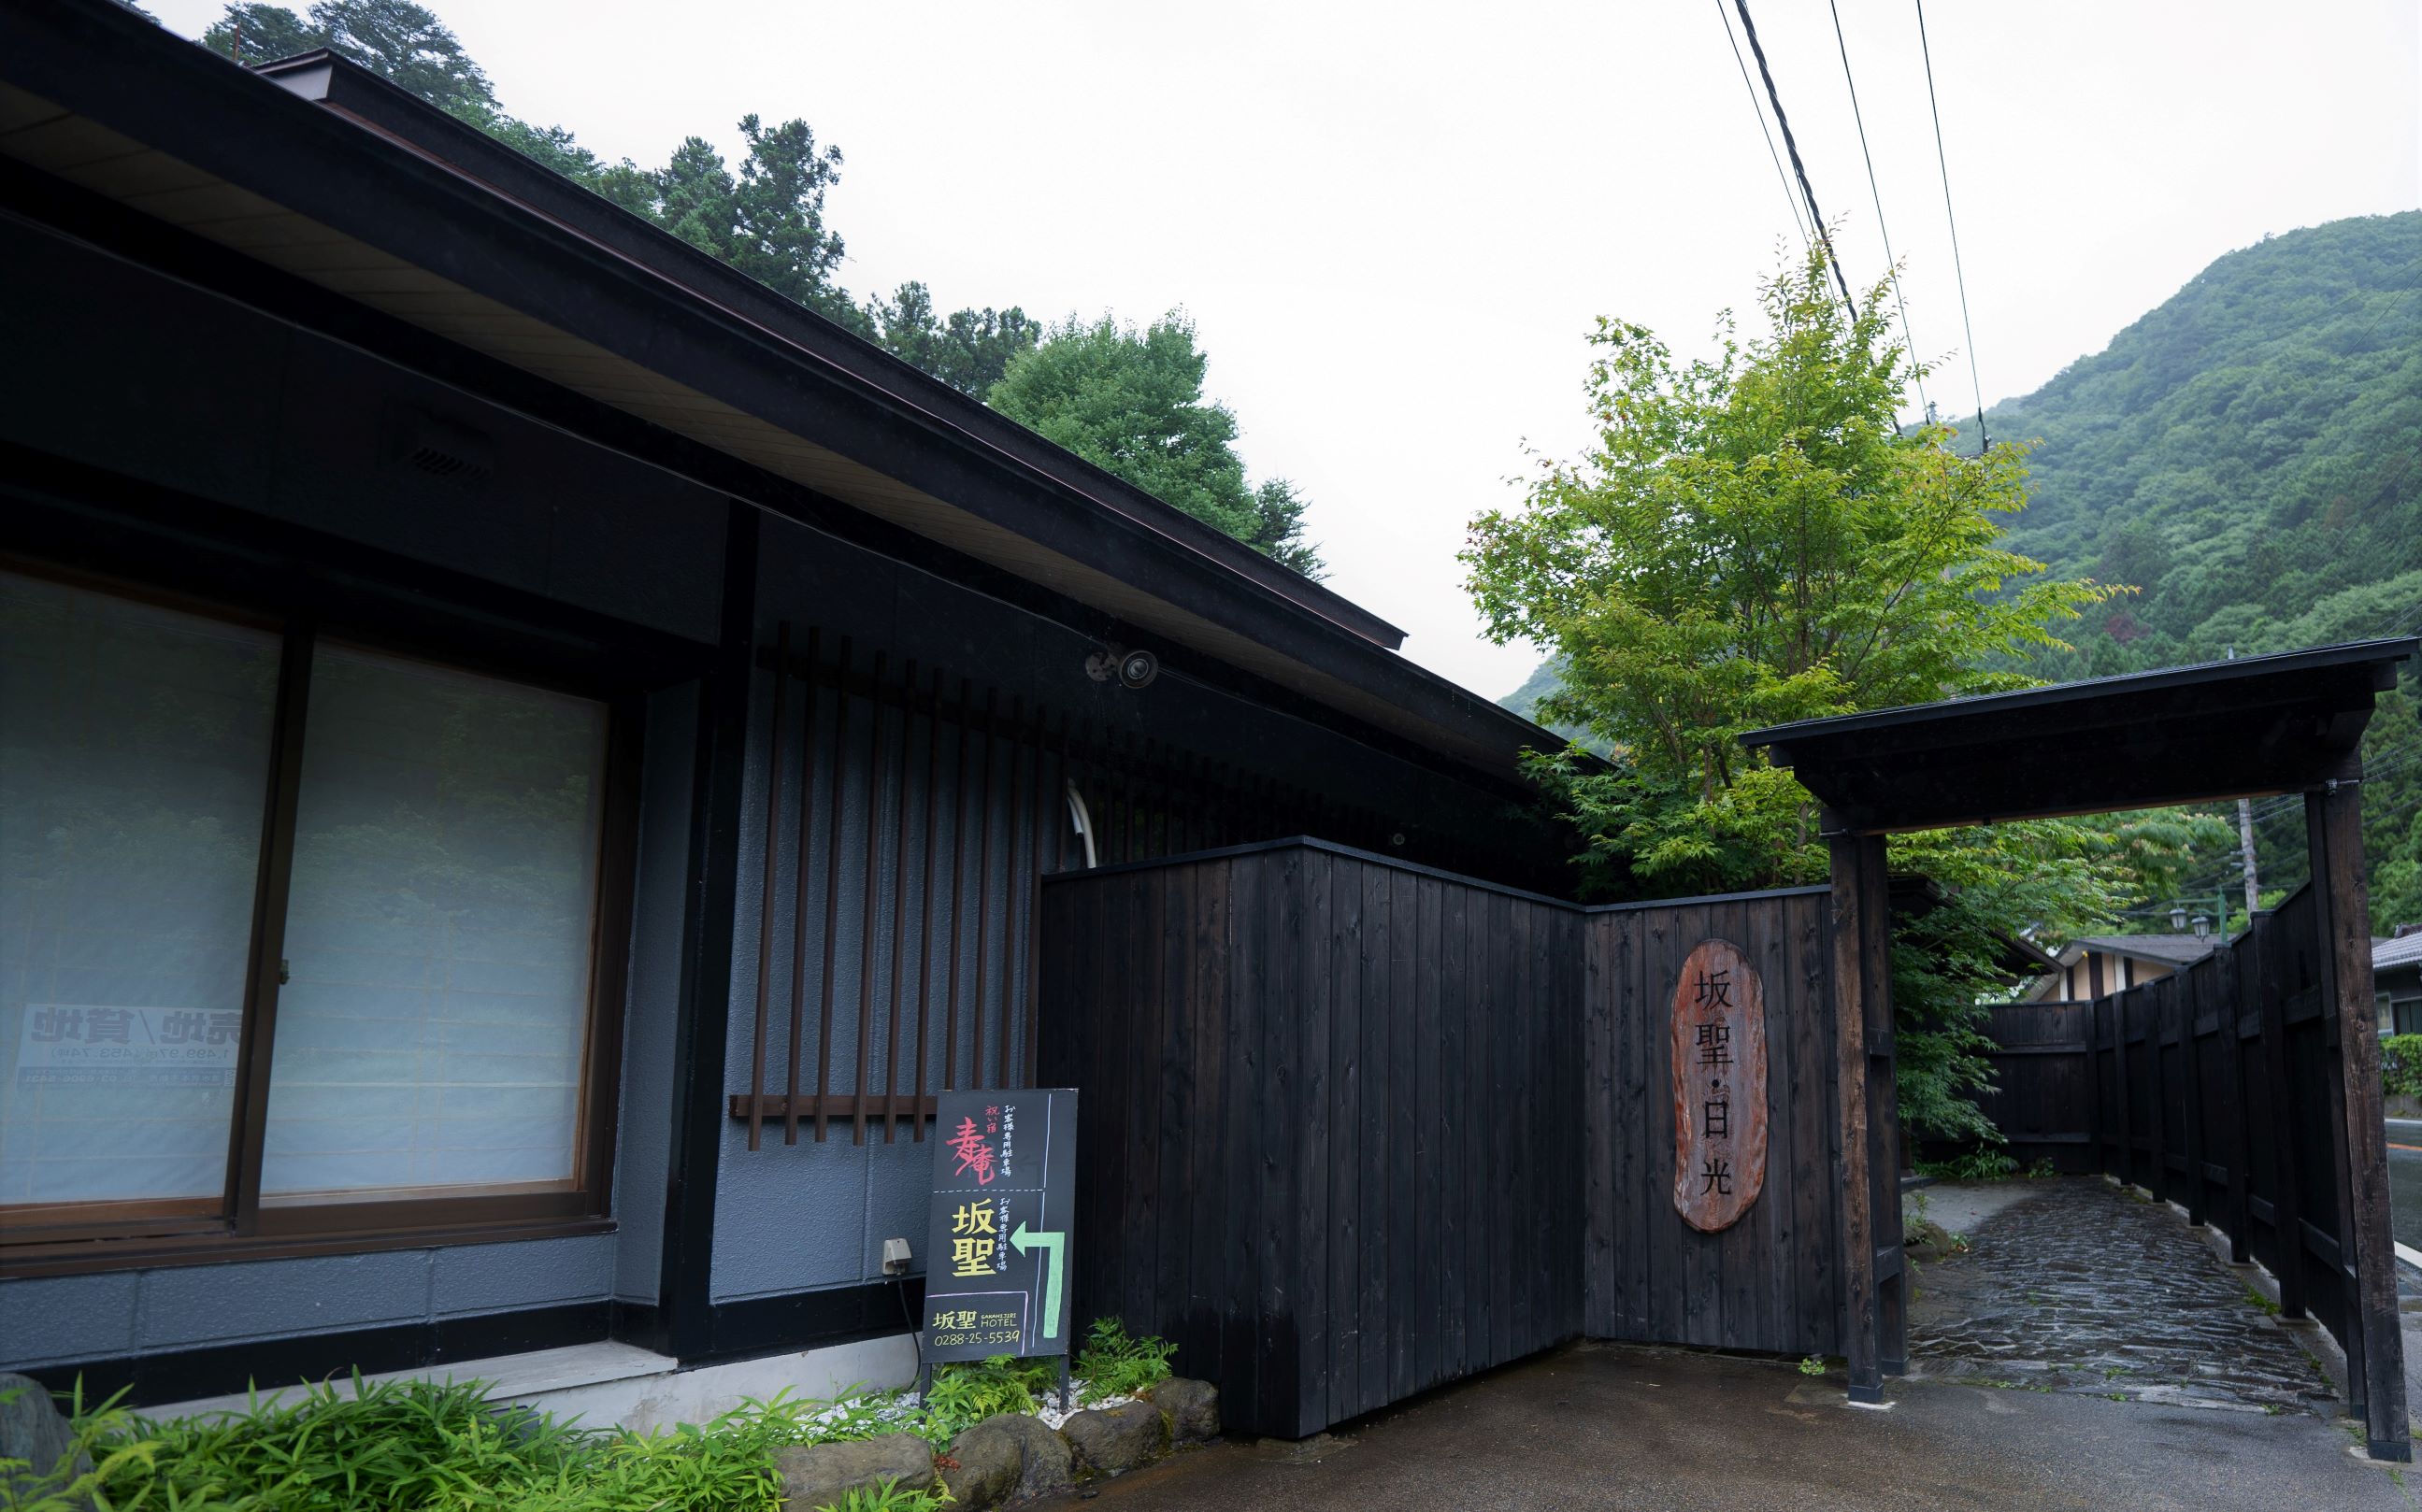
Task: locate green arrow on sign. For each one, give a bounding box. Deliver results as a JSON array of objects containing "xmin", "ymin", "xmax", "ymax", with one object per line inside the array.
[{"xmin": 1008, "ymin": 1221, "xmax": 1068, "ymax": 1340}]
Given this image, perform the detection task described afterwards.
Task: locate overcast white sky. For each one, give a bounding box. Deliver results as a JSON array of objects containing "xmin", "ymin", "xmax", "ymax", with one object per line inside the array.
[{"xmin": 155, "ymin": 0, "xmax": 2422, "ymax": 699}]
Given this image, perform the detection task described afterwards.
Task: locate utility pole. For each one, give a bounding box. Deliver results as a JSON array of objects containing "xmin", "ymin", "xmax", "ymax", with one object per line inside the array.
[{"xmin": 2239, "ymin": 798, "xmax": 2261, "ymax": 921}]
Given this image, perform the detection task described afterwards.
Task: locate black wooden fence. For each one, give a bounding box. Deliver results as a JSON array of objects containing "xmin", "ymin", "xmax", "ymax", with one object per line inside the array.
[
  {"xmin": 1979, "ymin": 886, "xmax": 2377, "ymax": 1408},
  {"xmin": 1971, "ymin": 1000, "xmax": 2097, "ymax": 1174},
  {"xmin": 1039, "ymin": 838, "xmax": 1842, "ymax": 1437},
  {"xmin": 1583, "ymin": 888, "xmax": 1842, "ymax": 1357}
]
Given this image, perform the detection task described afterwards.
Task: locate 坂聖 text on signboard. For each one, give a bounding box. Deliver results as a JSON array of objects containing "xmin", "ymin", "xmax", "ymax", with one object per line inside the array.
[
  {"xmin": 919, "ymin": 1087, "xmax": 1078, "ymax": 1363},
  {"xmin": 14, "ymin": 1005, "xmax": 240, "ymax": 1085},
  {"xmin": 1670, "ymin": 939, "xmax": 1766, "ymax": 1233}
]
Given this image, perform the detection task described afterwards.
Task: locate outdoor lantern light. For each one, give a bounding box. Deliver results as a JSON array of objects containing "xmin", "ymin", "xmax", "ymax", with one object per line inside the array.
[
  {"xmin": 2192, "ymin": 913, "xmax": 2212, "ymax": 940},
  {"xmin": 2170, "ymin": 905, "xmax": 2190, "ymax": 931}
]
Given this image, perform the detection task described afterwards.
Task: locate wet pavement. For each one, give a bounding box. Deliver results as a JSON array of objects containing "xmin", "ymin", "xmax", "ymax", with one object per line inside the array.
[
  {"xmin": 1905, "ymin": 1177, "xmax": 2335, "ymax": 1414},
  {"xmin": 1047, "ymin": 1343, "xmax": 2408, "ymax": 1511}
]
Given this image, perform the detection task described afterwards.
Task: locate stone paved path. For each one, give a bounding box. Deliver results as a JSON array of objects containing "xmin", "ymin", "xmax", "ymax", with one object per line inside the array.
[{"xmin": 1905, "ymin": 1177, "xmax": 2337, "ymax": 1415}]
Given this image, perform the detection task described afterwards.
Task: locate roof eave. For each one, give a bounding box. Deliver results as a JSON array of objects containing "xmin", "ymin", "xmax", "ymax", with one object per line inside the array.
[{"xmin": 0, "ymin": 2, "xmax": 1577, "ymax": 781}]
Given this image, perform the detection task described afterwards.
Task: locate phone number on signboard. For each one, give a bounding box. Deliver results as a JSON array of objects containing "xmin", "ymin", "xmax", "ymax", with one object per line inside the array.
[{"xmin": 930, "ymin": 1327, "xmax": 1023, "ymax": 1348}]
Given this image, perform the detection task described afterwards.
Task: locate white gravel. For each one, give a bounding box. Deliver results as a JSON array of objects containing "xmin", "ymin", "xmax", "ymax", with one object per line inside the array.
[{"xmin": 873, "ymin": 1387, "xmax": 1133, "ymax": 1434}]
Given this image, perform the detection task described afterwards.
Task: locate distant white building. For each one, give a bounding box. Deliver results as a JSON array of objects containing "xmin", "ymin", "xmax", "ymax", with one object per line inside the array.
[
  {"xmin": 2024, "ymin": 934, "xmax": 2218, "ymax": 1003},
  {"xmin": 2377, "ymin": 928, "xmax": 2422, "ymax": 1034}
]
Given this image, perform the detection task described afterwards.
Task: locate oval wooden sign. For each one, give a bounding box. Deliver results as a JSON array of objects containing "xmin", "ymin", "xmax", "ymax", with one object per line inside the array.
[{"xmin": 1671, "ymin": 937, "xmax": 1766, "ymax": 1233}]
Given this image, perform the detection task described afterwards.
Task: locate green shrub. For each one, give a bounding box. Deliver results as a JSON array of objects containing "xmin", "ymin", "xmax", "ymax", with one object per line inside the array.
[
  {"xmin": 1915, "ymin": 1148, "xmax": 2018, "ymax": 1182},
  {"xmin": 2383, "ymin": 1034, "xmax": 2422, "ymax": 1100},
  {"xmin": 0, "ymin": 1381, "xmax": 183, "ymax": 1512},
  {"xmin": 9, "ymin": 1330, "xmax": 1183, "ymax": 1511},
  {"xmin": 816, "ymin": 1476, "xmax": 948, "ymax": 1512},
  {"xmin": 914, "ymin": 1356, "xmax": 1048, "ymax": 1446},
  {"xmin": 6, "ymin": 1375, "xmax": 898, "ymax": 1512},
  {"xmin": 1074, "ymin": 1318, "xmax": 1176, "ymax": 1405}
]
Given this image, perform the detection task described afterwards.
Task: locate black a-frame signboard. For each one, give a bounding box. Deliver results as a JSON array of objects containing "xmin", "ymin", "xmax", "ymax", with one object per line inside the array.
[{"xmin": 916, "ymin": 1087, "xmax": 1080, "ymax": 1400}]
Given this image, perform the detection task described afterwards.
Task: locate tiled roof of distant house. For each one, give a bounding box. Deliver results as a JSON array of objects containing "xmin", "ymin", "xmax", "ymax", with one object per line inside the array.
[
  {"xmin": 2062, "ymin": 934, "xmax": 2219, "ymax": 966},
  {"xmin": 2378, "ymin": 931, "xmax": 2422, "ymax": 973}
]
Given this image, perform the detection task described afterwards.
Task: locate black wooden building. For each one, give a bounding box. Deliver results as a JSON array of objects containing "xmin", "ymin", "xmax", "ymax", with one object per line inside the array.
[
  {"xmin": 0, "ymin": 0, "xmax": 1570, "ymax": 1413},
  {"xmin": 2, "ymin": 0, "xmax": 2412, "ymax": 1466}
]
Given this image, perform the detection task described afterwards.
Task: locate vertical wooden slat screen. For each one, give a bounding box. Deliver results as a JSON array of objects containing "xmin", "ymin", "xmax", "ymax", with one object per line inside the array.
[
  {"xmin": 731, "ymin": 623, "xmax": 1412, "ymax": 1139},
  {"xmin": 747, "ymin": 621, "xmax": 788, "ymax": 1151}
]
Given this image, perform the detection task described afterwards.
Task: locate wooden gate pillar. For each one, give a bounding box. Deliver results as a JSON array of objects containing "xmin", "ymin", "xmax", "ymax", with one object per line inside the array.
[
  {"xmin": 1827, "ymin": 820, "xmax": 1899, "ymax": 1401},
  {"xmin": 2309, "ymin": 774, "xmax": 2410, "ymax": 1462}
]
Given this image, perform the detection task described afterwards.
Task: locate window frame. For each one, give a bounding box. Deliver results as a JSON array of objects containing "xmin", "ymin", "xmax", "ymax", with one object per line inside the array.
[{"xmin": 0, "ymin": 560, "xmax": 640, "ymax": 1277}]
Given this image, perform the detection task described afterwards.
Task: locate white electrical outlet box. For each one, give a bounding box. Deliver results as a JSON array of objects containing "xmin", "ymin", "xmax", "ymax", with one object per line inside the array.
[{"xmin": 881, "ymin": 1236, "xmax": 911, "ymax": 1276}]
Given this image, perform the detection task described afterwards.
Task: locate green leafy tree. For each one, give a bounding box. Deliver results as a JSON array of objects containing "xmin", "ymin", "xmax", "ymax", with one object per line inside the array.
[
  {"xmin": 989, "ymin": 314, "xmax": 1324, "ymax": 575},
  {"xmin": 194, "ymin": 3, "xmax": 1324, "ymax": 571},
  {"xmin": 308, "ymin": 0, "xmax": 493, "ymax": 114},
  {"xmin": 1465, "ymin": 249, "xmax": 2218, "ymax": 1142},
  {"xmin": 193, "ymin": 3, "xmax": 1031, "ymax": 383},
  {"xmin": 1245, "ymin": 479, "xmax": 1323, "ymax": 577},
  {"xmin": 206, "ymin": 1, "xmax": 494, "ymax": 114},
  {"xmin": 1468, "ymin": 256, "xmax": 2115, "ymax": 804},
  {"xmin": 587, "ymin": 120, "xmax": 860, "ymax": 329},
  {"xmin": 865, "ymin": 281, "xmax": 1040, "ymax": 398},
  {"xmin": 1506, "ymin": 213, "xmax": 2422, "ymax": 926},
  {"xmin": 202, "ymin": 1, "xmax": 319, "ymax": 62}
]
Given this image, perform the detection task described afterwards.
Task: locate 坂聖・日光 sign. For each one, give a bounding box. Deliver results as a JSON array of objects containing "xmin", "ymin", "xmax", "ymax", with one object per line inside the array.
[
  {"xmin": 1670, "ymin": 939, "xmax": 1766, "ymax": 1233},
  {"xmin": 919, "ymin": 1087, "xmax": 1079, "ymax": 1362}
]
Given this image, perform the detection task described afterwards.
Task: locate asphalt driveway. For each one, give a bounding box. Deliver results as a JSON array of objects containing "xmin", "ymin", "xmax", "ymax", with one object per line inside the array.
[{"xmin": 1046, "ymin": 1343, "xmax": 2411, "ymax": 1512}]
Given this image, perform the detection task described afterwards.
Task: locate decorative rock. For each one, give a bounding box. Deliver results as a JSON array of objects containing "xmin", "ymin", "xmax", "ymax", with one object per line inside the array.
[
  {"xmin": 1142, "ymin": 1377, "xmax": 1220, "ymax": 1443},
  {"xmin": 0, "ymin": 1374, "xmax": 90, "ymax": 1511},
  {"xmin": 938, "ymin": 1421, "xmax": 1023, "ymax": 1510},
  {"xmin": 941, "ymin": 1413, "xmax": 1074, "ymax": 1508},
  {"xmin": 1060, "ymin": 1398, "xmax": 1168, "ymax": 1477},
  {"xmin": 776, "ymin": 1431, "xmax": 936, "ymax": 1512}
]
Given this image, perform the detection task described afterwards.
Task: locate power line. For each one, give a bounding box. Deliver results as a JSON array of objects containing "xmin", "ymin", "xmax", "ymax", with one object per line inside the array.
[
  {"xmin": 1732, "ymin": 0, "xmax": 1858, "ymax": 320},
  {"xmin": 1715, "ymin": 0, "xmax": 1813, "ymax": 253},
  {"xmin": 1913, "ymin": 0, "xmax": 1986, "ymax": 454},
  {"xmin": 1827, "ymin": 0, "xmax": 1927, "ymax": 421}
]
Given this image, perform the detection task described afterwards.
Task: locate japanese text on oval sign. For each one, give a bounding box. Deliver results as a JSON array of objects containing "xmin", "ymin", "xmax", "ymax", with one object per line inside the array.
[{"xmin": 1670, "ymin": 939, "xmax": 1766, "ymax": 1233}]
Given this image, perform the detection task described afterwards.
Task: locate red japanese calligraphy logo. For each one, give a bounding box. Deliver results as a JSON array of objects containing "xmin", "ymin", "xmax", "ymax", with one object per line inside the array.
[{"xmin": 947, "ymin": 1116, "xmax": 997, "ymax": 1186}]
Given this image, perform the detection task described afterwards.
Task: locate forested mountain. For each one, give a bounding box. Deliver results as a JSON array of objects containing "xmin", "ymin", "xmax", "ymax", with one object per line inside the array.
[
  {"xmin": 1985, "ymin": 212, "xmax": 2422, "ymax": 930},
  {"xmin": 1501, "ymin": 213, "xmax": 2422, "ymax": 928},
  {"xmin": 1989, "ymin": 211, "xmax": 2420, "ymax": 681}
]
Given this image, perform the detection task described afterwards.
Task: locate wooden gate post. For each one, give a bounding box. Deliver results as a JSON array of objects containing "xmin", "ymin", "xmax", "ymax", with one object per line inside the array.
[
  {"xmin": 1826, "ymin": 820, "xmax": 1893, "ymax": 1402},
  {"xmin": 1856, "ymin": 835, "xmax": 1906, "ymax": 1376},
  {"xmin": 2309, "ymin": 776, "xmax": 2410, "ymax": 1462}
]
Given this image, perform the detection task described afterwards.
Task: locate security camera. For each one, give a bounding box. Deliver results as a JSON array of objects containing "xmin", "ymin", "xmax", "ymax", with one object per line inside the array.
[{"xmin": 1083, "ymin": 642, "xmax": 1160, "ymax": 690}]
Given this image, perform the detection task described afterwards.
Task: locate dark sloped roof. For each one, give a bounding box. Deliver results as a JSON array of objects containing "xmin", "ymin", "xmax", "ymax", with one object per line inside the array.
[
  {"xmin": 1741, "ymin": 639, "xmax": 2416, "ymax": 834},
  {"xmin": 0, "ymin": 0, "xmax": 1576, "ymax": 783},
  {"xmin": 2068, "ymin": 934, "xmax": 2218, "ymax": 966}
]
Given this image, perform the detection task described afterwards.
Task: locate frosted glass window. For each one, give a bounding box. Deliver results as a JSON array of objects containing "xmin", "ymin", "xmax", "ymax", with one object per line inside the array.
[
  {"xmin": 261, "ymin": 644, "xmax": 608, "ymax": 1201},
  {"xmin": 0, "ymin": 571, "xmax": 279, "ymax": 1208}
]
